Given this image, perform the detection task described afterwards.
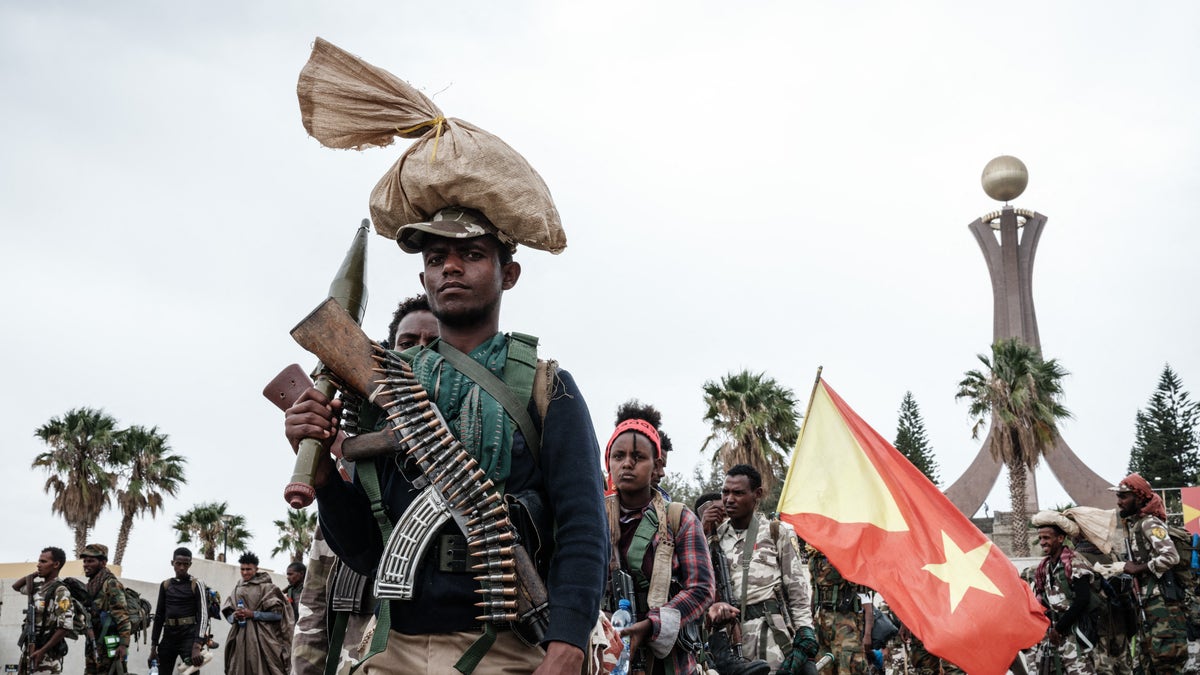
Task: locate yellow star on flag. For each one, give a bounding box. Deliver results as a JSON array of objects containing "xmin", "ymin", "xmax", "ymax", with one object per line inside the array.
[{"xmin": 922, "ymin": 531, "xmax": 1004, "ymax": 612}]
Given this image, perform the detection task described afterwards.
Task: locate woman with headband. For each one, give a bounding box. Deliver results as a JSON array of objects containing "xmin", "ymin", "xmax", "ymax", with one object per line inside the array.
[{"xmin": 604, "ymin": 401, "xmax": 715, "ymax": 674}]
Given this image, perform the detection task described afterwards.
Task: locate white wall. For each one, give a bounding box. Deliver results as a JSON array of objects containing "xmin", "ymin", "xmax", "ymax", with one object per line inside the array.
[{"xmin": 1, "ymin": 558, "xmax": 285, "ymax": 674}]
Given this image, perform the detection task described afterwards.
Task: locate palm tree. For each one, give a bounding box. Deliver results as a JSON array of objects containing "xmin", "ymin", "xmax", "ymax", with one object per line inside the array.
[
  {"xmin": 272, "ymin": 508, "xmax": 318, "ymax": 563},
  {"xmin": 33, "ymin": 407, "xmax": 120, "ymax": 556},
  {"xmin": 701, "ymin": 369, "xmax": 800, "ymax": 490},
  {"xmin": 111, "ymin": 425, "xmax": 188, "ymax": 565},
  {"xmin": 956, "ymin": 337, "xmax": 1071, "ymax": 556},
  {"xmin": 174, "ymin": 502, "xmax": 252, "ymax": 561}
]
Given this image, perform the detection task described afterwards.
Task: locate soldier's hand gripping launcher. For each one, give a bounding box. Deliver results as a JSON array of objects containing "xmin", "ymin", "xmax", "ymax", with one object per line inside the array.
[
  {"xmin": 284, "ymin": 220, "xmax": 369, "ymax": 508},
  {"xmin": 290, "ymin": 297, "xmax": 551, "ymax": 644}
]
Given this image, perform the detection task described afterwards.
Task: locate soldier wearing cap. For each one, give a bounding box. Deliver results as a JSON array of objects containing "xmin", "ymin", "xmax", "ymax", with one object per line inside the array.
[
  {"xmin": 1030, "ymin": 510, "xmax": 1097, "ymax": 675},
  {"xmin": 1112, "ymin": 473, "xmax": 1189, "ymax": 672},
  {"xmin": 285, "ymin": 205, "xmax": 608, "ymax": 674},
  {"xmin": 80, "ymin": 543, "xmax": 131, "ymax": 675}
]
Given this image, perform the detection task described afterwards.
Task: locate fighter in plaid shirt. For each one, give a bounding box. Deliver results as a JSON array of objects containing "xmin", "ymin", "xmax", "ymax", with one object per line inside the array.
[{"xmin": 605, "ymin": 402, "xmax": 715, "ymax": 674}]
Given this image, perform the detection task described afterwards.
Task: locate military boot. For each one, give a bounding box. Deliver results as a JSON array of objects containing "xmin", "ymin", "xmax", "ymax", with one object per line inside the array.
[{"xmin": 708, "ymin": 629, "xmax": 771, "ymax": 675}]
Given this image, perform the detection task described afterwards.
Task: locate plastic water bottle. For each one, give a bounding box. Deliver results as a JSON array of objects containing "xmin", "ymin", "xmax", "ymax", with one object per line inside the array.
[
  {"xmin": 236, "ymin": 598, "xmax": 247, "ymax": 627},
  {"xmin": 148, "ymin": 660, "xmax": 159, "ymax": 675},
  {"xmin": 611, "ymin": 598, "xmax": 633, "ymax": 675}
]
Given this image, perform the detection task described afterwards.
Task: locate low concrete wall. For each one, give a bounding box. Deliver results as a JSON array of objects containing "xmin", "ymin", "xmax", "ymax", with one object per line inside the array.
[{"xmin": 1, "ymin": 558, "xmax": 284, "ymax": 674}]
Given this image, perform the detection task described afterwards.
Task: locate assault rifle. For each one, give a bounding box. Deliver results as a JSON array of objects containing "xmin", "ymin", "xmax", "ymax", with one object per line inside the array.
[
  {"xmin": 611, "ymin": 568, "xmax": 635, "ymax": 612},
  {"xmin": 1123, "ymin": 532, "xmax": 1153, "ymax": 673},
  {"xmin": 709, "ymin": 541, "xmax": 743, "ymax": 644},
  {"xmin": 19, "ymin": 576, "xmax": 36, "ymax": 675}
]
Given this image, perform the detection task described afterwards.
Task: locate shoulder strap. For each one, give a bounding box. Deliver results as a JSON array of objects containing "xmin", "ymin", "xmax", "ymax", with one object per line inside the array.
[
  {"xmin": 667, "ymin": 501, "xmax": 684, "ymax": 537},
  {"xmin": 740, "ymin": 515, "xmax": 761, "ymax": 617},
  {"xmin": 435, "ymin": 338, "xmax": 542, "ymax": 464}
]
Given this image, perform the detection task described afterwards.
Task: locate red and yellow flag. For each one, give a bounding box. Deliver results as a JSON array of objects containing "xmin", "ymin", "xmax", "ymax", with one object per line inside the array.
[
  {"xmin": 778, "ymin": 379, "xmax": 1047, "ymax": 674},
  {"xmin": 1181, "ymin": 486, "xmax": 1200, "ymax": 536}
]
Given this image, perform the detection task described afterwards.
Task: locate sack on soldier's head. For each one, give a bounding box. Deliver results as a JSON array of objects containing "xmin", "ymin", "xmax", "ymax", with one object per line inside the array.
[{"xmin": 297, "ymin": 38, "xmax": 566, "ymax": 254}]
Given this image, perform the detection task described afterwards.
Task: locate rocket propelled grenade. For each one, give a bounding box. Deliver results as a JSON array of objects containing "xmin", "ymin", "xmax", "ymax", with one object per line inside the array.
[{"xmin": 284, "ymin": 219, "xmax": 370, "ymax": 508}]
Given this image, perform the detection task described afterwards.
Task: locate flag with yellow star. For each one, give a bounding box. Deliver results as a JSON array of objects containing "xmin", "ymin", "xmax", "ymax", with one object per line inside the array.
[{"xmin": 778, "ymin": 378, "xmax": 1047, "ymax": 675}]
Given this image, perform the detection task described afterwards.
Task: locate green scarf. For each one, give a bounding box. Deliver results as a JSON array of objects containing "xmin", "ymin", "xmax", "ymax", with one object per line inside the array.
[{"xmin": 405, "ymin": 333, "xmax": 513, "ymax": 486}]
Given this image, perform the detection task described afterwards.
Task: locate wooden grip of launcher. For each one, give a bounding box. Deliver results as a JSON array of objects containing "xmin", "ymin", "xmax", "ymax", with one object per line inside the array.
[{"xmin": 284, "ymin": 298, "xmax": 380, "ymax": 508}]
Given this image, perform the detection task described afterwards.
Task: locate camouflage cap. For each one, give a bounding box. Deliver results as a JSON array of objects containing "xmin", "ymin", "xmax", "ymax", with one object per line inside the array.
[
  {"xmin": 80, "ymin": 543, "xmax": 108, "ymax": 559},
  {"xmin": 395, "ymin": 207, "xmax": 517, "ymax": 255}
]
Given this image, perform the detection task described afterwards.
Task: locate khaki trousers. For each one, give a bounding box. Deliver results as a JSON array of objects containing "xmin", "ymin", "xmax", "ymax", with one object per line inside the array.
[{"xmin": 360, "ymin": 630, "xmax": 545, "ymax": 674}]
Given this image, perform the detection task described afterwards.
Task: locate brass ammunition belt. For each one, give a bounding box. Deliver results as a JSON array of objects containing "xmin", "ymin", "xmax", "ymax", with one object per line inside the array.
[
  {"xmin": 368, "ymin": 347, "xmax": 544, "ymax": 638},
  {"xmin": 165, "ymin": 617, "xmax": 196, "ymax": 626}
]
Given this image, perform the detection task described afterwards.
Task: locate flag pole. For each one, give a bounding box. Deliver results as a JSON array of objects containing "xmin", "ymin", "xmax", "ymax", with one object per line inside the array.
[{"xmin": 779, "ymin": 366, "xmax": 823, "ymax": 506}]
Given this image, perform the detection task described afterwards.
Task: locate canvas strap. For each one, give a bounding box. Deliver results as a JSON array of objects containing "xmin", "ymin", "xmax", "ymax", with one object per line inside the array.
[
  {"xmin": 435, "ymin": 338, "xmax": 541, "ymax": 464},
  {"xmin": 740, "ymin": 515, "xmax": 761, "ymax": 618},
  {"xmin": 351, "ymin": 460, "xmax": 394, "ymax": 673}
]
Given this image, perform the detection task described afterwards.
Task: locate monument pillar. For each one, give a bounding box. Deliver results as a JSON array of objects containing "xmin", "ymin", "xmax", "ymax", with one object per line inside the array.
[{"xmin": 943, "ymin": 156, "xmax": 1113, "ymax": 516}]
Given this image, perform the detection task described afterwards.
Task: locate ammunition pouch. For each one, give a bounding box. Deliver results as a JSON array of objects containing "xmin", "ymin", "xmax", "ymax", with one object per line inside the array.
[
  {"xmin": 506, "ymin": 488, "xmax": 551, "ymax": 579},
  {"xmin": 1159, "ymin": 569, "xmax": 1186, "ymax": 603}
]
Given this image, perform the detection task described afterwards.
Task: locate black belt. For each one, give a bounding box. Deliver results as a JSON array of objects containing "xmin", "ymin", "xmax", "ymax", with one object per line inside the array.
[
  {"xmin": 742, "ymin": 598, "xmax": 782, "ymax": 621},
  {"xmin": 165, "ymin": 617, "xmax": 196, "ymax": 626}
]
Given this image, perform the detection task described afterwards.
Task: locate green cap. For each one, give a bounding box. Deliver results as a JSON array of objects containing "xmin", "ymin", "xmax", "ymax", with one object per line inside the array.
[{"xmin": 80, "ymin": 543, "xmax": 108, "ymax": 559}]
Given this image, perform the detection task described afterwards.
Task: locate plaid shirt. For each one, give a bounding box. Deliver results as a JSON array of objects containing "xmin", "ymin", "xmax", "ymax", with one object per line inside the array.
[{"xmin": 618, "ymin": 500, "xmax": 715, "ymax": 674}]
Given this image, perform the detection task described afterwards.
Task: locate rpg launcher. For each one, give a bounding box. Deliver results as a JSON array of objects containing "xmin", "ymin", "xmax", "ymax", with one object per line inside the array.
[
  {"xmin": 283, "ymin": 219, "xmax": 369, "ymax": 508},
  {"xmin": 290, "ymin": 297, "xmax": 551, "ymax": 644}
]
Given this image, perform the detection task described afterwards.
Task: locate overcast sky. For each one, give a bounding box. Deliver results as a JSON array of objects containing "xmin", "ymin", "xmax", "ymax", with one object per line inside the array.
[{"xmin": 2, "ymin": 1, "xmax": 1198, "ymax": 582}]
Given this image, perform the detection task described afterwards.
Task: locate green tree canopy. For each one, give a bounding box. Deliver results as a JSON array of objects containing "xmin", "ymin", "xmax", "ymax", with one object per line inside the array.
[
  {"xmin": 1128, "ymin": 365, "xmax": 1200, "ymax": 491},
  {"xmin": 956, "ymin": 338, "xmax": 1070, "ymax": 556},
  {"xmin": 894, "ymin": 391, "xmax": 940, "ymax": 486},
  {"xmin": 273, "ymin": 508, "xmax": 318, "ymax": 563},
  {"xmin": 701, "ymin": 369, "xmax": 800, "ymax": 490},
  {"xmin": 173, "ymin": 502, "xmax": 251, "ymax": 561},
  {"xmin": 33, "ymin": 407, "xmax": 120, "ymax": 556},
  {"xmin": 111, "ymin": 425, "xmax": 187, "ymax": 566}
]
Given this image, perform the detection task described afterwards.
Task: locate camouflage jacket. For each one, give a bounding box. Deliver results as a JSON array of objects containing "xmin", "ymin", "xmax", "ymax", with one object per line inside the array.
[
  {"xmin": 88, "ymin": 568, "xmax": 132, "ymax": 647},
  {"xmin": 26, "ymin": 579, "xmax": 76, "ymax": 640},
  {"xmin": 809, "ymin": 552, "xmax": 869, "ymax": 614},
  {"xmin": 1125, "ymin": 513, "xmax": 1180, "ymax": 578},
  {"xmin": 716, "ymin": 512, "xmax": 813, "ymax": 629},
  {"xmin": 1037, "ymin": 549, "xmax": 1093, "ymax": 614}
]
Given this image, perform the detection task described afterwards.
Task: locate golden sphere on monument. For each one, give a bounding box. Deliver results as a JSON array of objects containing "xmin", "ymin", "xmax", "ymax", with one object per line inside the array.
[{"xmin": 981, "ymin": 155, "xmax": 1028, "ymax": 202}]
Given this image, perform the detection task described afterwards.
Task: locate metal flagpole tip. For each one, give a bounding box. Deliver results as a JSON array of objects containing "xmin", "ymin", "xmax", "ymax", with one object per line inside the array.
[{"xmin": 981, "ymin": 155, "xmax": 1028, "ymax": 203}]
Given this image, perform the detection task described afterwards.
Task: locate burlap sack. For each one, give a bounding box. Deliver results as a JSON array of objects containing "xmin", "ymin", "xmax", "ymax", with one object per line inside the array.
[
  {"xmin": 297, "ymin": 38, "xmax": 566, "ymax": 254},
  {"xmin": 1063, "ymin": 506, "xmax": 1120, "ymax": 555}
]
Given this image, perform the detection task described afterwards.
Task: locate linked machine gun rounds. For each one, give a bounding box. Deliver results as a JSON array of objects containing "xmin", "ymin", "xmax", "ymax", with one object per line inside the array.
[
  {"xmin": 283, "ymin": 219, "xmax": 369, "ymax": 508},
  {"xmin": 290, "ymin": 297, "xmax": 551, "ymax": 644}
]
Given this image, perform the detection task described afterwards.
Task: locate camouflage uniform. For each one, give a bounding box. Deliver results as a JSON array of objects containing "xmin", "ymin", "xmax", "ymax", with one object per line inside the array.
[
  {"xmin": 19, "ymin": 578, "xmax": 76, "ymax": 674},
  {"xmin": 85, "ymin": 568, "xmax": 131, "ymax": 675},
  {"xmin": 1124, "ymin": 512, "xmax": 1189, "ymax": 673},
  {"xmin": 809, "ymin": 553, "xmax": 868, "ymax": 675},
  {"xmin": 292, "ymin": 526, "xmax": 375, "ymax": 675},
  {"xmin": 1035, "ymin": 549, "xmax": 1096, "ymax": 675},
  {"xmin": 1072, "ymin": 543, "xmax": 1133, "ymax": 675},
  {"xmin": 715, "ymin": 513, "xmax": 814, "ymax": 669}
]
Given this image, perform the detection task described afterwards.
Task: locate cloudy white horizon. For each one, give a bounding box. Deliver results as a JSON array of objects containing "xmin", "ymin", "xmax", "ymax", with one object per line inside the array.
[{"xmin": 2, "ymin": 1, "xmax": 1197, "ymax": 581}]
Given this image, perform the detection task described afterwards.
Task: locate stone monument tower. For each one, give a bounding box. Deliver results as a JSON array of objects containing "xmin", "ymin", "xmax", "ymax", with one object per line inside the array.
[{"xmin": 943, "ymin": 156, "xmax": 1113, "ymax": 516}]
